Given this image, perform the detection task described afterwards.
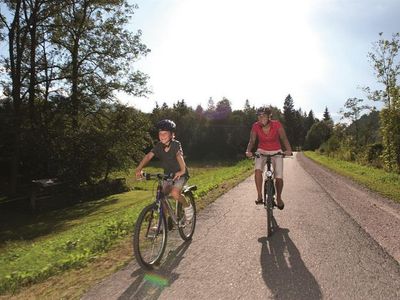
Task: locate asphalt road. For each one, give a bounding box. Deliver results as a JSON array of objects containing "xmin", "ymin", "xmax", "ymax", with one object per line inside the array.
[{"xmin": 82, "ymin": 153, "xmax": 400, "ymax": 300}]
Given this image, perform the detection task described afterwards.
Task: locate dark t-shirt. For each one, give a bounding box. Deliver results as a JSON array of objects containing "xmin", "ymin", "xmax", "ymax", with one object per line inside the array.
[{"xmin": 151, "ymin": 139, "xmax": 189, "ymax": 177}]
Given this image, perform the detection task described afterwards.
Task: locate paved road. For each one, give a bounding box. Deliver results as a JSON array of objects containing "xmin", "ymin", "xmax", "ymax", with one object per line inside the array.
[{"xmin": 83, "ymin": 153, "xmax": 400, "ymax": 299}]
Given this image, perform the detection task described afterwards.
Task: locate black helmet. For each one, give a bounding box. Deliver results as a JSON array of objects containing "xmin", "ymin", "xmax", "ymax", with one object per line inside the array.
[
  {"xmin": 256, "ymin": 106, "xmax": 272, "ymax": 116},
  {"xmin": 156, "ymin": 119, "xmax": 176, "ymax": 132}
]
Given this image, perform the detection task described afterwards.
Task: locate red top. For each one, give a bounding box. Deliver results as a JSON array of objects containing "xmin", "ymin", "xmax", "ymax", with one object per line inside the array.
[{"xmin": 251, "ymin": 120, "xmax": 282, "ymax": 151}]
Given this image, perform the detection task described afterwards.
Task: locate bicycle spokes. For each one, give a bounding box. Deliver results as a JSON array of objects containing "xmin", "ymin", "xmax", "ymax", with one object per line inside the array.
[{"xmin": 133, "ymin": 204, "xmax": 167, "ymax": 269}]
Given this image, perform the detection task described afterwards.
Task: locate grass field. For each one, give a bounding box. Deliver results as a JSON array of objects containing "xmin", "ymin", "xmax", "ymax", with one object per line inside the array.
[
  {"xmin": 304, "ymin": 151, "xmax": 400, "ymax": 203},
  {"xmin": 0, "ymin": 159, "xmax": 253, "ymax": 297}
]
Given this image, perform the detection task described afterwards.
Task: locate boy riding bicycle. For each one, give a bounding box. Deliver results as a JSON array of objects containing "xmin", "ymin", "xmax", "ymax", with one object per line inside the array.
[{"xmin": 135, "ymin": 119, "xmax": 194, "ymax": 221}]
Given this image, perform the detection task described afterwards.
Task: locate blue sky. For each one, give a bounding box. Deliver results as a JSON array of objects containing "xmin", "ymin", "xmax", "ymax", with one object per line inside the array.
[{"xmin": 123, "ymin": 0, "xmax": 400, "ymax": 120}]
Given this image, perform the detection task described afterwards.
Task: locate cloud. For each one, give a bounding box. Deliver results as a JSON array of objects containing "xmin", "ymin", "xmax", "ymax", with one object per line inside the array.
[{"xmin": 127, "ymin": 0, "xmax": 399, "ymax": 119}]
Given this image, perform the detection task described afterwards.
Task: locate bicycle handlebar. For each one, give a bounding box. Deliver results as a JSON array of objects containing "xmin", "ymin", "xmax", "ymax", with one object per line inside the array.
[
  {"xmin": 253, "ymin": 151, "xmax": 285, "ymax": 158},
  {"xmin": 141, "ymin": 172, "xmax": 174, "ymax": 181}
]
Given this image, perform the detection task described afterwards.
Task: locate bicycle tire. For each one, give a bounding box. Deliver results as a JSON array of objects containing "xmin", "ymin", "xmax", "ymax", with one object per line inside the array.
[
  {"xmin": 177, "ymin": 193, "xmax": 196, "ymax": 241},
  {"xmin": 264, "ymin": 179, "xmax": 275, "ymax": 237},
  {"xmin": 133, "ymin": 203, "xmax": 167, "ymax": 270}
]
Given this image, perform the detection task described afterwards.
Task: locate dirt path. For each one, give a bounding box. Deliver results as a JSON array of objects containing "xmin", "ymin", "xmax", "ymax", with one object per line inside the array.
[{"xmin": 82, "ymin": 153, "xmax": 400, "ymax": 299}]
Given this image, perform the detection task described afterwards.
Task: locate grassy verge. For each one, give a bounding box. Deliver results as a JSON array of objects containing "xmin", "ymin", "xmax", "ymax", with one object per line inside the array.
[
  {"xmin": 304, "ymin": 151, "xmax": 400, "ymax": 203},
  {"xmin": 0, "ymin": 159, "xmax": 253, "ymax": 297}
]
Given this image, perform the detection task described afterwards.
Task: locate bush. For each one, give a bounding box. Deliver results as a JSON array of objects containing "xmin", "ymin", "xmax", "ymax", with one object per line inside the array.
[{"xmin": 357, "ymin": 143, "xmax": 383, "ymax": 168}]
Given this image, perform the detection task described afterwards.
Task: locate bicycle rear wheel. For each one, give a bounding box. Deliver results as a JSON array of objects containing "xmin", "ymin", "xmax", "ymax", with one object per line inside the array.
[
  {"xmin": 133, "ymin": 203, "xmax": 167, "ymax": 270},
  {"xmin": 264, "ymin": 180, "xmax": 275, "ymax": 237},
  {"xmin": 177, "ymin": 193, "xmax": 196, "ymax": 241}
]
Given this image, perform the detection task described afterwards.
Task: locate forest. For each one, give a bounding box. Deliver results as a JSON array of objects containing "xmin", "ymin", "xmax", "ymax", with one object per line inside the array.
[{"xmin": 1, "ymin": 1, "xmax": 399, "ymax": 203}]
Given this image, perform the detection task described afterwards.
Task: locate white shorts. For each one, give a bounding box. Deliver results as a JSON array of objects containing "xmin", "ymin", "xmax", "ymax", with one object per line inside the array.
[{"xmin": 254, "ymin": 149, "xmax": 284, "ymax": 179}]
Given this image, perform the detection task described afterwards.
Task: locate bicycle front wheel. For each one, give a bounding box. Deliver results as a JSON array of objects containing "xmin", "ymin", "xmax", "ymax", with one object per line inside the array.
[
  {"xmin": 177, "ymin": 193, "xmax": 196, "ymax": 241},
  {"xmin": 133, "ymin": 203, "xmax": 167, "ymax": 270},
  {"xmin": 264, "ymin": 180, "xmax": 275, "ymax": 237}
]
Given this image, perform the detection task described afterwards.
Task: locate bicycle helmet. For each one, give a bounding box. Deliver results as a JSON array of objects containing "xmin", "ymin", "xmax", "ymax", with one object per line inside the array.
[
  {"xmin": 156, "ymin": 119, "xmax": 176, "ymax": 132},
  {"xmin": 256, "ymin": 106, "xmax": 272, "ymax": 116}
]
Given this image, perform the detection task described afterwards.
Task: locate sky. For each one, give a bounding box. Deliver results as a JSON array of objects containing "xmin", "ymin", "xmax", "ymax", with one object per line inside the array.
[{"xmin": 121, "ymin": 0, "xmax": 400, "ymax": 121}]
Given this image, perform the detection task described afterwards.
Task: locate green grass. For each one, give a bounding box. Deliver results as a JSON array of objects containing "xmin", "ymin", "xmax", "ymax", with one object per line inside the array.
[
  {"xmin": 304, "ymin": 151, "xmax": 400, "ymax": 203},
  {"xmin": 0, "ymin": 160, "xmax": 253, "ymax": 294}
]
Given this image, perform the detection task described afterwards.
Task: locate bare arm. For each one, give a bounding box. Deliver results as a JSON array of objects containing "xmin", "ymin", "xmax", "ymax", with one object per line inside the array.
[
  {"xmin": 173, "ymin": 151, "xmax": 187, "ymax": 180},
  {"xmin": 278, "ymin": 127, "xmax": 293, "ymax": 156},
  {"xmin": 245, "ymin": 130, "xmax": 257, "ymax": 157},
  {"xmin": 135, "ymin": 152, "xmax": 155, "ymax": 178}
]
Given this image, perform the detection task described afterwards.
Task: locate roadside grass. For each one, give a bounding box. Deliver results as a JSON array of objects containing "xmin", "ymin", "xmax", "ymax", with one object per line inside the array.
[
  {"xmin": 304, "ymin": 151, "xmax": 400, "ymax": 203},
  {"xmin": 0, "ymin": 159, "xmax": 253, "ymax": 297}
]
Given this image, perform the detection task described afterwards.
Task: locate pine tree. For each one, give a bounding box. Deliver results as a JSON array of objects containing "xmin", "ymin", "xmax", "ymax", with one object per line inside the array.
[
  {"xmin": 323, "ymin": 107, "xmax": 332, "ymax": 122},
  {"xmin": 283, "ymin": 94, "xmax": 296, "ymax": 147}
]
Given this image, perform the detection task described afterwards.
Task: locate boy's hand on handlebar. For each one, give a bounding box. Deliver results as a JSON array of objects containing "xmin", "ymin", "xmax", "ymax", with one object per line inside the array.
[
  {"xmin": 173, "ymin": 170, "xmax": 185, "ymax": 181},
  {"xmin": 135, "ymin": 169, "xmax": 143, "ymax": 179}
]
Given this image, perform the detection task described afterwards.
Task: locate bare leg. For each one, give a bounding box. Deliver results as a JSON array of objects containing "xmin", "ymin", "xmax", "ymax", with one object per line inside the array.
[
  {"xmin": 255, "ymin": 170, "xmax": 263, "ymax": 200},
  {"xmin": 170, "ymin": 187, "xmax": 188, "ymax": 208},
  {"xmin": 275, "ymin": 178, "xmax": 284, "ymax": 207}
]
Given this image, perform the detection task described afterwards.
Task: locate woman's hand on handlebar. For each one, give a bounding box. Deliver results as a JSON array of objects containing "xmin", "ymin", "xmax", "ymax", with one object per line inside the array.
[
  {"xmin": 245, "ymin": 151, "xmax": 253, "ymax": 158},
  {"xmin": 284, "ymin": 150, "xmax": 293, "ymax": 157}
]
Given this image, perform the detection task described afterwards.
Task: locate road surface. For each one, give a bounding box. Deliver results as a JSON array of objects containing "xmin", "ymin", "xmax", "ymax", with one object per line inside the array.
[{"xmin": 83, "ymin": 153, "xmax": 400, "ymax": 299}]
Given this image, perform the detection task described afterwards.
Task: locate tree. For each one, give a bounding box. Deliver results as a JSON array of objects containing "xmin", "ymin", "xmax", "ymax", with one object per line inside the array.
[
  {"xmin": 283, "ymin": 94, "xmax": 297, "ymax": 147},
  {"xmin": 367, "ymin": 32, "xmax": 400, "ymax": 172},
  {"xmin": 204, "ymin": 97, "xmax": 215, "ymax": 119},
  {"xmin": 1, "ymin": 0, "xmax": 27, "ymax": 194},
  {"xmin": 323, "ymin": 106, "xmax": 332, "ymax": 122},
  {"xmin": 195, "ymin": 104, "xmax": 203, "ymax": 115},
  {"xmin": 50, "ymin": 0, "xmax": 150, "ymax": 129},
  {"xmin": 340, "ymin": 98, "xmax": 371, "ymax": 146},
  {"xmin": 243, "ymin": 99, "xmax": 254, "ymax": 113},
  {"xmin": 293, "ymin": 108, "xmax": 305, "ymax": 149},
  {"xmin": 214, "ymin": 97, "xmax": 232, "ymax": 120},
  {"xmin": 367, "ymin": 32, "xmax": 400, "ymax": 109},
  {"xmin": 0, "ymin": 1, "xmax": 151, "ymax": 192},
  {"xmin": 305, "ymin": 110, "xmax": 316, "ymax": 133},
  {"xmin": 304, "ymin": 121, "xmax": 333, "ymax": 150}
]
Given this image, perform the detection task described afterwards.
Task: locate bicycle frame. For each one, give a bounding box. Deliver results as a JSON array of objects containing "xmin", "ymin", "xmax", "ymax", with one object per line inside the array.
[
  {"xmin": 134, "ymin": 172, "xmax": 197, "ymax": 269},
  {"xmin": 146, "ymin": 173, "xmax": 184, "ymax": 235},
  {"xmin": 254, "ymin": 152, "xmax": 284, "ymax": 236},
  {"xmin": 255, "ymin": 152, "xmax": 283, "ymax": 202},
  {"xmin": 264, "ymin": 158, "xmax": 275, "ymax": 207}
]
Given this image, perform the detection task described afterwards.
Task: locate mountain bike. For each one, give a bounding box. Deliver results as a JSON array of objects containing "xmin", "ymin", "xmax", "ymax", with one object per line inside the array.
[
  {"xmin": 133, "ymin": 172, "xmax": 197, "ymax": 270},
  {"xmin": 254, "ymin": 152, "xmax": 285, "ymax": 237}
]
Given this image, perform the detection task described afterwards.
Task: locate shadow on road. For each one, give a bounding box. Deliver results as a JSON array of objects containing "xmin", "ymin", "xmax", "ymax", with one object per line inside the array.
[
  {"xmin": 118, "ymin": 240, "xmax": 192, "ymax": 300},
  {"xmin": 258, "ymin": 228, "xmax": 322, "ymax": 300}
]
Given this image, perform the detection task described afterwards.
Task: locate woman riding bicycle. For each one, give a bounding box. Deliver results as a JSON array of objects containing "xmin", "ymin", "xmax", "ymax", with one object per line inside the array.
[
  {"xmin": 135, "ymin": 119, "xmax": 194, "ymax": 221},
  {"xmin": 245, "ymin": 106, "xmax": 293, "ymax": 209}
]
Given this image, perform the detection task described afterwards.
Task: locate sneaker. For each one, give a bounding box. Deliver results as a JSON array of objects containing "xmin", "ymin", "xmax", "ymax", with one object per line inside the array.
[
  {"xmin": 184, "ymin": 205, "xmax": 194, "ymax": 221},
  {"xmin": 255, "ymin": 199, "xmax": 263, "ymax": 205}
]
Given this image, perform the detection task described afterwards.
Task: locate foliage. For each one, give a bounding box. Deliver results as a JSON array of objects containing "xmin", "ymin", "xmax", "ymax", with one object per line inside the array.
[
  {"xmin": 323, "ymin": 106, "xmax": 332, "ymax": 122},
  {"xmin": 0, "ymin": 1, "xmax": 150, "ymax": 192},
  {"xmin": 358, "ymin": 143, "xmax": 383, "ymax": 168},
  {"xmin": 304, "ymin": 120, "xmax": 333, "ymax": 151},
  {"xmin": 340, "ymin": 98, "xmax": 371, "ymax": 146},
  {"xmin": 366, "ymin": 32, "xmax": 400, "ymax": 172},
  {"xmin": 380, "ymin": 108, "xmax": 400, "ymax": 172},
  {"xmin": 0, "ymin": 160, "xmax": 252, "ymax": 294},
  {"xmin": 304, "ymin": 151, "xmax": 400, "ymax": 203}
]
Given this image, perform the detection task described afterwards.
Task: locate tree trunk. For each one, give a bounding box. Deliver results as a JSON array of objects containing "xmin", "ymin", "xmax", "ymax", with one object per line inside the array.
[
  {"xmin": 28, "ymin": 0, "xmax": 40, "ymax": 129},
  {"xmin": 9, "ymin": 0, "xmax": 23, "ymax": 195}
]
